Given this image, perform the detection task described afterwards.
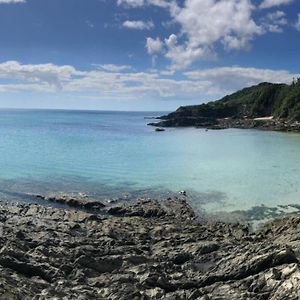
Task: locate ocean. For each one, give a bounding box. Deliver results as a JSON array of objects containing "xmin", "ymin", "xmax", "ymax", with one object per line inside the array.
[{"xmin": 1, "ymin": 109, "xmax": 300, "ymax": 221}]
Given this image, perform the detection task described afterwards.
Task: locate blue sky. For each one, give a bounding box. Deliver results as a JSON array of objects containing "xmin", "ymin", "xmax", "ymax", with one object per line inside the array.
[{"xmin": 0, "ymin": 0, "xmax": 299, "ymax": 111}]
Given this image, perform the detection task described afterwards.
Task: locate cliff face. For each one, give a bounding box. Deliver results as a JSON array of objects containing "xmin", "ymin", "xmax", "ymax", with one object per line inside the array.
[{"xmin": 151, "ymin": 80, "xmax": 300, "ymax": 128}]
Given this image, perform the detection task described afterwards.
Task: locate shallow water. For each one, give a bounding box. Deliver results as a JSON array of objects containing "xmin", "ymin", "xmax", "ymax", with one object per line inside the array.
[{"xmin": 1, "ymin": 109, "xmax": 300, "ymax": 219}]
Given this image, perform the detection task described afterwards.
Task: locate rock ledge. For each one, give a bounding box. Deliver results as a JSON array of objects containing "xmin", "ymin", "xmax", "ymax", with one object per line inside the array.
[{"xmin": 0, "ymin": 198, "xmax": 300, "ymax": 299}]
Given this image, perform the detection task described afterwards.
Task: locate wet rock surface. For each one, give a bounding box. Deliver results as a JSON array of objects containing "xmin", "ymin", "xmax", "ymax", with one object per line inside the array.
[
  {"xmin": 0, "ymin": 198, "xmax": 300, "ymax": 299},
  {"xmin": 35, "ymin": 194, "xmax": 106, "ymax": 211}
]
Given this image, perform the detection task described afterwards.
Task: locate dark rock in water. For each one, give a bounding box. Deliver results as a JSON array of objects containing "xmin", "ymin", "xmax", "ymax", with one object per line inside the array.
[
  {"xmin": 206, "ymin": 125, "xmax": 227, "ymax": 130},
  {"xmin": 149, "ymin": 116, "xmax": 217, "ymax": 128},
  {"xmin": 35, "ymin": 194, "xmax": 105, "ymax": 211},
  {"xmin": 144, "ymin": 116, "xmax": 157, "ymax": 120},
  {"xmin": 0, "ymin": 198, "xmax": 300, "ymax": 298},
  {"xmin": 155, "ymin": 127, "xmax": 165, "ymax": 132}
]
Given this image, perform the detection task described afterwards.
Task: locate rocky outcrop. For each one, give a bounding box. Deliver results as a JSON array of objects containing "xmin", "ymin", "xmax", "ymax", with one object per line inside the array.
[
  {"xmin": 148, "ymin": 116, "xmax": 218, "ymax": 128},
  {"xmin": 149, "ymin": 80, "xmax": 300, "ymax": 132},
  {"xmin": 35, "ymin": 194, "xmax": 105, "ymax": 211},
  {"xmin": 150, "ymin": 117, "xmax": 300, "ymax": 133},
  {"xmin": 0, "ymin": 198, "xmax": 300, "ymax": 299}
]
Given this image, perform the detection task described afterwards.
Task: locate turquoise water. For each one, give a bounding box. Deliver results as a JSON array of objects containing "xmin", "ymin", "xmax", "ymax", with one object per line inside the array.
[{"xmin": 1, "ymin": 109, "xmax": 300, "ymax": 216}]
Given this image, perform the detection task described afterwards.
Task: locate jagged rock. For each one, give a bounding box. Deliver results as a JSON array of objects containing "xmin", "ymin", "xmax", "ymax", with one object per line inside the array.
[
  {"xmin": 75, "ymin": 255, "xmax": 123, "ymax": 273},
  {"xmin": 106, "ymin": 200, "xmax": 166, "ymax": 218},
  {"xmin": 34, "ymin": 194, "xmax": 105, "ymax": 211},
  {"xmin": 172, "ymin": 252, "xmax": 193, "ymax": 265},
  {"xmin": 0, "ymin": 198, "xmax": 299, "ymax": 298}
]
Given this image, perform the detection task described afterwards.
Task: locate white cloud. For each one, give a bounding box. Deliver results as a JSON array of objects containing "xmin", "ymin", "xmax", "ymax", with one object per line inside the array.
[
  {"xmin": 0, "ymin": 61, "xmax": 298, "ymax": 103},
  {"xmin": 147, "ymin": 0, "xmax": 170, "ymax": 8},
  {"xmin": 123, "ymin": 20, "xmax": 154, "ymax": 30},
  {"xmin": 146, "ymin": 37, "xmax": 164, "ymax": 55},
  {"xmin": 164, "ymin": 33, "xmax": 215, "ymax": 70},
  {"xmin": 295, "ymin": 14, "xmax": 300, "ymax": 31},
  {"xmin": 1, "ymin": 61, "xmax": 207, "ymax": 99},
  {"xmin": 160, "ymin": 70, "xmax": 175, "ymax": 76},
  {"xmin": 176, "ymin": 1, "xmax": 259, "ymax": 48},
  {"xmin": 117, "ymin": 0, "xmax": 170, "ymax": 7},
  {"xmin": 162, "ymin": 0, "xmax": 263, "ymax": 69},
  {"xmin": 262, "ymin": 10, "xmax": 287, "ymax": 32},
  {"xmin": 64, "ymin": 70, "xmax": 217, "ymax": 99},
  {"xmin": 0, "ymin": 61, "xmax": 79, "ymax": 90},
  {"xmin": 185, "ymin": 66, "xmax": 299, "ymax": 94},
  {"xmin": 117, "ymin": 0, "xmax": 144, "ymax": 7},
  {"xmin": 120, "ymin": 0, "xmax": 293, "ymax": 69},
  {"xmin": 0, "ymin": 0, "xmax": 25, "ymax": 3},
  {"xmin": 96, "ymin": 64, "xmax": 132, "ymax": 72},
  {"xmin": 259, "ymin": 0, "xmax": 294, "ymax": 9},
  {"xmin": 116, "ymin": 0, "xmax": 296, "ymax": 69},
  {"xmin": 266, "ymin": 10, "xmax": 286, "ymax": 20}
]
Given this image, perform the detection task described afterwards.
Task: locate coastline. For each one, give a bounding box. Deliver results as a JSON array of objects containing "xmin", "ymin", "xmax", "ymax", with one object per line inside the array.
[
  {"xmin": 1, "ymin": 196, "xmax": 300, "ymax": 299},
  {"xmin": 147, "ymin": 81, "xmax": 300, "ymax": 134},
  {"xmin": 149, "ymin": 117, "xmax": 300, "ymax": 133}
]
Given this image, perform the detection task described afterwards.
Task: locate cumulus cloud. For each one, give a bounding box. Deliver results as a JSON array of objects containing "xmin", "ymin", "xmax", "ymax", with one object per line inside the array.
[
  {"xmin": 0, "ymin": 61, "xmax": 79, "ymax": 90},
  {"xmin": 0, "ymin": 61, "xmax": 298, "ymax": 103},
  {"xmin": 177, "ymin": 1, "xmax": 259, "ymax": 47},
  {"xmin": 0, "ymin": 0, "xmax": 25, "ymax": 3},
  {"xmin": 117, "ymin": 0, "xmax": 170, "ymax": 7},
  {"xmin": 146, "ymin": 37, "xmax": 164, "ymax": 55},
  {"xmin": 96, "ymin": 64, "xmax": 132, "ymax": 72},
  {"xmin": 262, "ymin": 10, "xmax": 287, "ymax": 32},
  {"xmin": 160, "ymin": 70, "xmax": 175, "ymax": 76},
  {"xmin": 185, "ymin": 66, "xmax": 298, "ymax": 94},
  {"xmin": 147, "ymin": 0, "xmax": 171, "ymax": 8},
  {"xmin": 162, "ymin": 0, "xmax": 264, "ymax": 69},
  {"xmin": 117, "ymin": 0, "xmax": 144, "ymax": 7},
  {"xmin": 266, "ymin": 10, "xmax": 286, "ymax": 22},
  {"xmin": 164, "ymin": 34, "xmax": 215, "ymax": 70},
  {"xmin": 121, "ymin": 0, "xmax": 294, "ymax": 69},
  {"xmin": 259, "ymin": 0, "xmax": 294, "ymax": 9},
  {"xmin": 123, "ymin": 20, "xmax": 154, "ymax": 30},
  {"xmin": 115, "ymin": 0, "xmax": 297, "ymax": 69}
]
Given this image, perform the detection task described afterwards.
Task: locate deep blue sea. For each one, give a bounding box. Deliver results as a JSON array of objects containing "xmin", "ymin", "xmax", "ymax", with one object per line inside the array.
[{"xmin": 1, "ymin": 109, "xmax": 300, "ymax": 220}]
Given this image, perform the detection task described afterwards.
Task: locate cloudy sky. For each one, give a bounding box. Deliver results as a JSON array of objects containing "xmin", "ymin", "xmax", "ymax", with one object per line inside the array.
[{"xmin": 0, "ymin": 0, "xmax": 300, "ymax": 110}]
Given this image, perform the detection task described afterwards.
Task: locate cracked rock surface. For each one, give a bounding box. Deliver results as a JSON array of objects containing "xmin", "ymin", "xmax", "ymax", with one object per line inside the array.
[{"xmin": 0, "ymin": 198, "xmax": 300, "ymax": 299}]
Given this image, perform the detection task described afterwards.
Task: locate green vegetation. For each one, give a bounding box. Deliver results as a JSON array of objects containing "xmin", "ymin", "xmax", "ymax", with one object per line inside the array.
[{"xmin": 166, "ymin": 79, "xmax": 300, "ymax": 121}]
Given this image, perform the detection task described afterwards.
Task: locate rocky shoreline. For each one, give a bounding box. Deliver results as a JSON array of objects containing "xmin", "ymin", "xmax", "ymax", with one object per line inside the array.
[
  {"xmin": 149, "ymin": 117, "xmax": 300, "ymax": 133},
  {"xmin": 0, "ymin": 196, "xmax": 300, "ymax": 299},
  {"xmin": 148, "ymin": 81, "xmax": 300, "ymax": 133}
]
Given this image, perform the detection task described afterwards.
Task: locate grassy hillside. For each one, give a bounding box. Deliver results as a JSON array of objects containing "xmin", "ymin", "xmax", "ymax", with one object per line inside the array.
[{"xmin": 164, "ymin": 79, "xmax": 300, "ymax": 122}]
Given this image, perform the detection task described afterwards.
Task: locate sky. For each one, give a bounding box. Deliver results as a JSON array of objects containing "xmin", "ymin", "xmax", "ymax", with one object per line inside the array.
[{"xmin": 0, "ymin": 0, "xmax": 300, "ymax": 111}]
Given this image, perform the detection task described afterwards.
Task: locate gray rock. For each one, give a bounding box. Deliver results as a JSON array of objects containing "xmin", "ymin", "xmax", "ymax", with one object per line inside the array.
[{"xmin": 0, "ymin": 198, "xmax": 299, "ymax": 299}]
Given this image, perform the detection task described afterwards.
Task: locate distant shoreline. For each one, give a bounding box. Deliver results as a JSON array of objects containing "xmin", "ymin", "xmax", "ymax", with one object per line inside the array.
[
  {"xmin": 149, "ymin": 81, "xmax": 300, "ymax": 133},
  {"xmin": 149, "ymin": 116, "xmax": 300, "ymax": 133}
]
